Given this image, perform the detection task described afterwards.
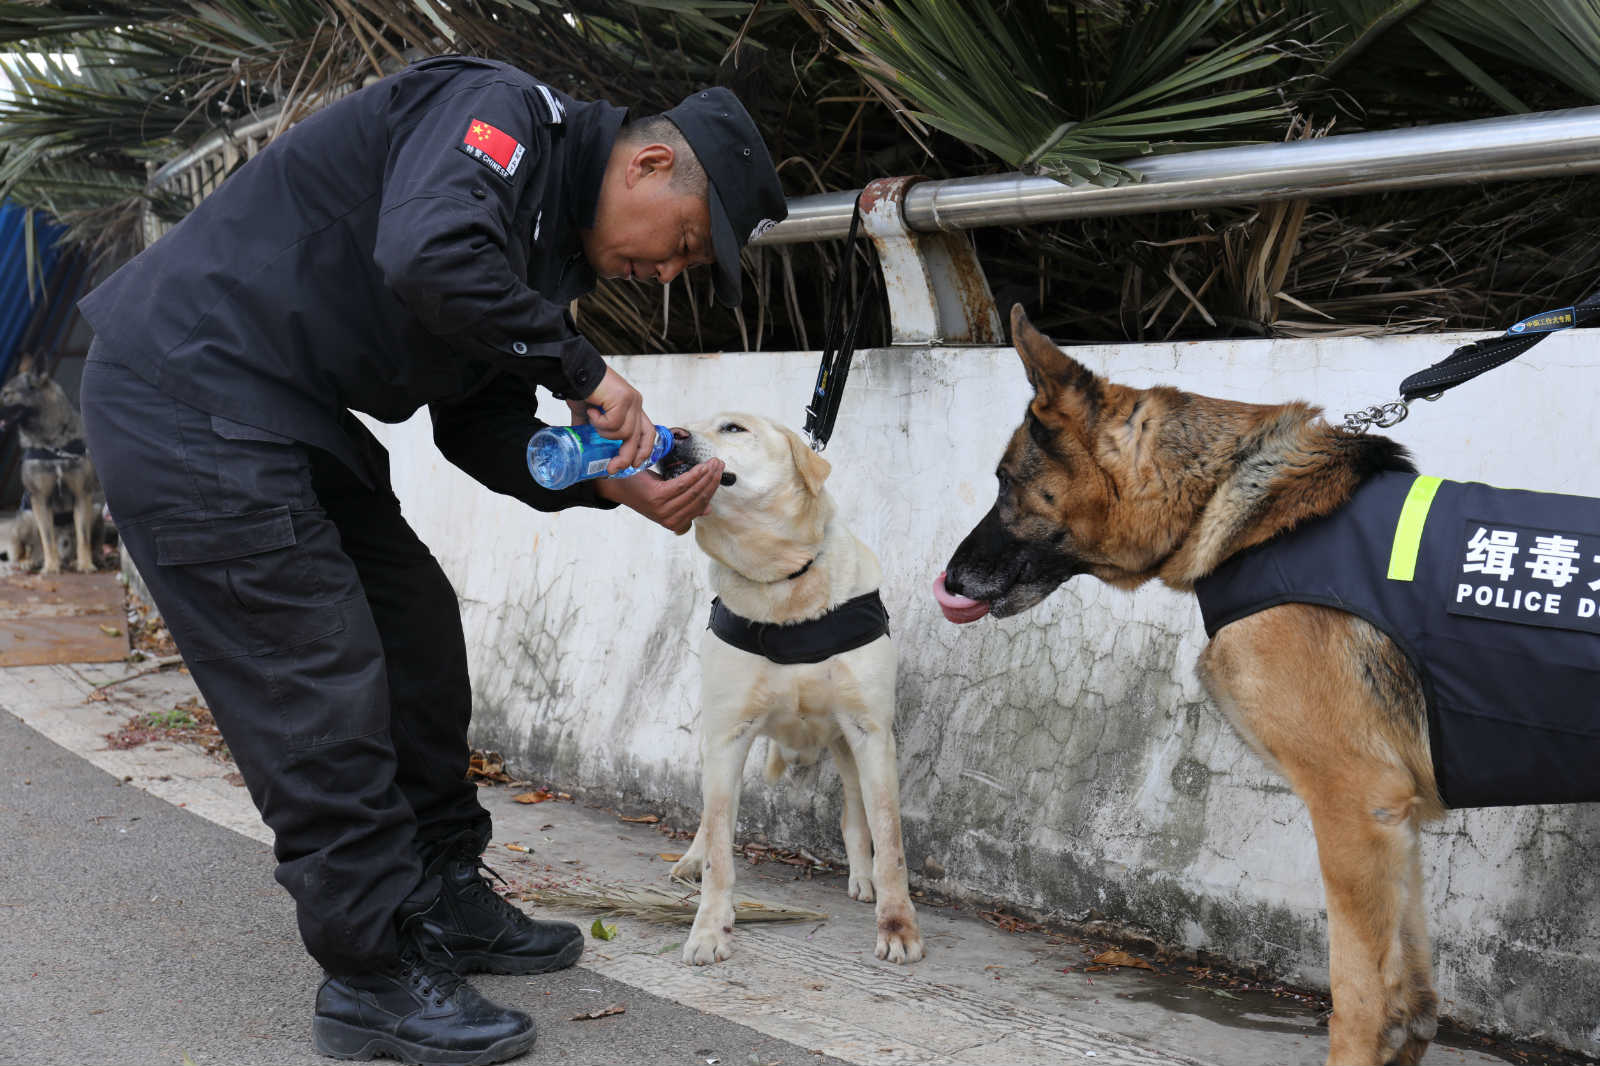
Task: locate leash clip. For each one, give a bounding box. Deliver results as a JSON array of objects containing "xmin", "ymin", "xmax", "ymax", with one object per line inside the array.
[{"xmin": 1341, "ymin": 399, "xmax": 1411, "ymax": 435}]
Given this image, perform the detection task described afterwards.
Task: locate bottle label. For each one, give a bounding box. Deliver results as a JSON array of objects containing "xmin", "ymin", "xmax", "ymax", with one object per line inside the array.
[{"xmin": 586, "ymin": 457, "xmax": 610, "ymax": 476}]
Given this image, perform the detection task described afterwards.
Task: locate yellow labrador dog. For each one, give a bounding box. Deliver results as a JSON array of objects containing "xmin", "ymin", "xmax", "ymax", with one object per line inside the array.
[{"xmin": 658, "ymin": 412, "xmax": 924, "ymax": 967}]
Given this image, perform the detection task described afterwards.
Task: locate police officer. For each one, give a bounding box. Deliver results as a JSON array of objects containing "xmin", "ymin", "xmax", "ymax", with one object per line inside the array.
[{"xmin": 76, "ymin": 55, "xmax": 786, "ymax": 1065}]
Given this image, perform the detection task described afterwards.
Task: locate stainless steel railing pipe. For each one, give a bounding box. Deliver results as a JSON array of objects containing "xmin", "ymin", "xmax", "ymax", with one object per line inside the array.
[{"xmin": 755, "ymin": 106, "xmax": 1600, "ymax": 244}]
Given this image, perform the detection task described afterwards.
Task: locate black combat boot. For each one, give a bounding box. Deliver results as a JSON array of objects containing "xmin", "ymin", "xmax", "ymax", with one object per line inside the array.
[
  {"xmin": 413, "ymin": 830, "xmax": 584, "ymax": 975},
  {"xmin": 312, "ymin": 896, "xmax": 537, "ymax": 1065}
]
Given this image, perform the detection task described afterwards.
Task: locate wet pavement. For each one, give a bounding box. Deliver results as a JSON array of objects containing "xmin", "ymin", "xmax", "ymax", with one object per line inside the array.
[{"xmin": 0, "ymin": 570, "xmax": 126, "ymax": 666}]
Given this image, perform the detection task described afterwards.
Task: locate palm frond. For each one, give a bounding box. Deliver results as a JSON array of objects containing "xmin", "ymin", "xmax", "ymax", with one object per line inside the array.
[
  {"xmin": 2, "ymin": 0, "xmax": 1596, "ymax": 358},
  {"xmin": 810, "ymin": 0, "xmax": 1296, "ymax": 185},
  {"xmin": 522, "ymin": 880, "xmax": 830, "ymax": 925},
  {"xmin": 1288, "ymin": 0, "xmax": 1600, "ymax": 114}
]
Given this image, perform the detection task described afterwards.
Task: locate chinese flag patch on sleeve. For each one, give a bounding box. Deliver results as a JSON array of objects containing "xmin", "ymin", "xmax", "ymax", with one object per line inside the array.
[{"xmin": 459, "ymin": 118, "xmax": 525, "ymax": 179}]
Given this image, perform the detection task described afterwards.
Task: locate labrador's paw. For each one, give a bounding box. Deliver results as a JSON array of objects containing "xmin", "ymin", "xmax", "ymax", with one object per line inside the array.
[
  {"xmin": 670, "ymin": 852, "xmax": 705, "ymax": 881},
  {"xmin": 682, "ymin": 924, "xmax": 734, "ymax": 966},
  {"xmin": 875, "ymin": 908, "xmax": 924, "ymax": 964}
]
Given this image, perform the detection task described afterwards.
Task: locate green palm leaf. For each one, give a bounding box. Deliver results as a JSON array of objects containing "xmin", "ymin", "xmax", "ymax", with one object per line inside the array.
[
  {"xmin": 812, "ymin": 0, "xmax": 1294, "ymax": 184},
  {"xmin": 1288, "ymin": 0, "xmax": 1600, "ymax": 111}
]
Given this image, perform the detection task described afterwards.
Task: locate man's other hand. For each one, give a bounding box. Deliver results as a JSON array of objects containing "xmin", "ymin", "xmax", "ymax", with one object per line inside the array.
[
  {"xmin": 594, "ymin": 459, "xmax": 724, "ymax": 535},
  {"xmin": 578, "ymin": 367, "xmax": 655, "ymax": 474}
]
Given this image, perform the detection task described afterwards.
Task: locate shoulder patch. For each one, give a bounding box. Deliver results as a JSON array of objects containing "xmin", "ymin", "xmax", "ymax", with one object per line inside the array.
[
  {"xmin": 459, "ymin": 118, "xmax": 524, "ymax": 180},
  {"xmin": 533, "ymin": 84, "xmax": 565, "ymax": 124}
]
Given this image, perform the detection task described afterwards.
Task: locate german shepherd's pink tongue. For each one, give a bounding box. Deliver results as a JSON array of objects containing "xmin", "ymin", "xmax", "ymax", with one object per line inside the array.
[{"xmin": 933, "ymin": 572, "xmax": 989, "ymax": 624}]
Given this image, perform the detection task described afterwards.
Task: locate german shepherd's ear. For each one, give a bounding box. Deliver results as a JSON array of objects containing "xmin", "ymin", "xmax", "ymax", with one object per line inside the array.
[
  {"xmin": 15, "ymin": 352, "xmax": 36, "ymax": 376},
  {"xmin": 783, "ymin": 425, "xmax": 831, "ymax": 496},
  {"xmin": 1010, "ymin": 304, "xmax": 1101, "ymax": 428}
]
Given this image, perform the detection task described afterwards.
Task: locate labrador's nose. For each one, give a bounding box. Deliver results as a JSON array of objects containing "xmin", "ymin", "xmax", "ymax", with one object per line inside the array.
[{"xmin": 671, "ymin": 427, "xmax": 691, "ymax": 441}]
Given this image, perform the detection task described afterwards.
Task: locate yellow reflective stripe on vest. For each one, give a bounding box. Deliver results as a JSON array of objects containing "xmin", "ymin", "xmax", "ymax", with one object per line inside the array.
[{"xmin": 1387, "ymin": 475, "xmax": 1444, "ymax": 581}]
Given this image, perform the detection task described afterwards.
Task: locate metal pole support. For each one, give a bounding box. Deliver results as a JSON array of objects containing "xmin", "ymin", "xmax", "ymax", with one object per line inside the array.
[{"xmin": 858, "ymin": 176, "xmax": 1002, "ymax": 346}]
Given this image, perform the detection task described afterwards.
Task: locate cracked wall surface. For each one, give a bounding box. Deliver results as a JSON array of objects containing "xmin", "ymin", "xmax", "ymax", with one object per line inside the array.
[{"xmin": 371, "ymin": 332, "xmax": 1600, "ymax": 1055}]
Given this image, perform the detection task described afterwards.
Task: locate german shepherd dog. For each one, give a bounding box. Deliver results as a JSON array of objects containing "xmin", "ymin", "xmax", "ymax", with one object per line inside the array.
[
  {"xmin": 0, "ymin": 354, "xmax": 103, "ymax": 575},
  {"xmin": 932, "ymin": 305, "xmax": 1588, "ymax": 1066}
]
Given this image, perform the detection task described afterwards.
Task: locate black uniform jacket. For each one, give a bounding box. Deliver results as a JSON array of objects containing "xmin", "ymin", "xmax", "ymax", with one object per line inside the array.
[
  {"xmin": 1196, "ymin": 470, "xmax": 1600, "ymax": 808},
  {"xmin": 79, "ymin": 56, "xmax": 625, "ymax": 510}
]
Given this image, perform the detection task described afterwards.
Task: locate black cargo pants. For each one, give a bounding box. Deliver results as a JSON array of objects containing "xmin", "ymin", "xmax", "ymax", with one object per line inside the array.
[{"xmin": 79, "ymin": 354, "xmax": 490, "ymax": 974}]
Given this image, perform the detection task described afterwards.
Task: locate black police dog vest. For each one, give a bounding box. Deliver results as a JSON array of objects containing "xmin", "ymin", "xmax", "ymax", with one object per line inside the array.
[
  {"xmin": 708, "ymin": 591, "xmax": 890, "ymax": 666},
  {"xmin": 1195, "ymin": 470, "xmax": 1600, "ymax": 808}
]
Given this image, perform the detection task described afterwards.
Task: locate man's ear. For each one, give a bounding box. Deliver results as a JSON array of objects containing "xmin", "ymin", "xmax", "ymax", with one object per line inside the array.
[
  {"xmin": 627, "ymin": 142, "xmax": 677, "ymax": 187},
  {"xmin": 783, "ymin": 426, "xmax": 831, "ymax": 496},
  {"xmin": 1011, "ymin": 303, "xmax": 1101, "ymax": 431}
]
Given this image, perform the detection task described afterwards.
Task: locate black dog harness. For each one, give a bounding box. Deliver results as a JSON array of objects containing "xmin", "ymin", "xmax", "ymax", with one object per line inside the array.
[
  {"xmin": 1196, "ymin": 471, "xmax": 1600, "ymax": 808},
  {"xmin": 23, "ymin": 438, "xmax": 87, "ymax": 461},
  {"xmin": 708, "ymin": 590, "xmax": 891, "ymax": 666}
]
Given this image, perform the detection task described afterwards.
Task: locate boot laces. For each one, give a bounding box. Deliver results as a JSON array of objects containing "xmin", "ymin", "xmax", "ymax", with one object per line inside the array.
[
  {"xmin": 396, "ymin": 942, "xmax": 465, "ymax": 1007},
  {"xmin": 457, "ymin": 857, "xmax": 534, "ymax": 928}
]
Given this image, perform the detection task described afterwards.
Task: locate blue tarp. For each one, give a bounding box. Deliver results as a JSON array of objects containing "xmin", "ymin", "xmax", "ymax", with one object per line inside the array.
[{"xmin": 0, "ymin": 201, "xmax": 85, "ymax": 378}]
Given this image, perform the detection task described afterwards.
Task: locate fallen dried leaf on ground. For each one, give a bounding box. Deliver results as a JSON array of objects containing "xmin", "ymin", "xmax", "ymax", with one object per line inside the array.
[
  {"xmin": 977, "ymin": 909, "xmax": 1049, "ymax": 935},
  {"xmin": 657, "ymin": 852, "xmax": 683, "ymax": 862},
  {"xmin": 1092, "ymin": 949, "xmax": 1155, "ymax": 971},
  {"xmin": 514, "ymin": 790, "xmax": 554, "ymax": 804},
  {"xmin": 467, "ymin": 750, "xmax": 513, "ymax": 784},
  {"xmin": 570, "ymin": 1004, "xmax": 625, "ymax": 1021},
  {"xmin": 619, "ymin": 814, "xmax": 659, "ymax": 824},
  {"xmin": 105, "ymin": 697, "xmax": 227, "ymax": 758},
  {"xmin": 126, "ymin": 591, "xmax": 179, "ymax": 657}
]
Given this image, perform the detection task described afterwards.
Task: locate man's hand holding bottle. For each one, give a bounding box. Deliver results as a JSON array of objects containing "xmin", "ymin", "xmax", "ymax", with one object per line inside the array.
[{"xmin": 570, "ymin": 368, "xmax": 723, "ymax": 535}]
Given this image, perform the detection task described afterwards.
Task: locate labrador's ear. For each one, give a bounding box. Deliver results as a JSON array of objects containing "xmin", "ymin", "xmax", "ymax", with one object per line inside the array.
[{"xmin": 783, "ymin": 426, "xmax": 831, "ymax": 496}]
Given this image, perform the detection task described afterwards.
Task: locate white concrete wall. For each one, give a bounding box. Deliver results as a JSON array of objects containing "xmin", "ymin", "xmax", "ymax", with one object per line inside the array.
[{"xmin": 370, "ymin": 330, "xmax": 1600, "ymax": 1054}]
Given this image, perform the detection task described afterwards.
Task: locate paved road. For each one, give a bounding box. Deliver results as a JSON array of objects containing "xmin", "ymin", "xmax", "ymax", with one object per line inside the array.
[
  {"xmin": 4, "ymin": 659, "xmax": 1570, "ymax": 1066},
  {"xmin": 0, "ymin": 710, "xmax": 842, "ymax": 1066}
]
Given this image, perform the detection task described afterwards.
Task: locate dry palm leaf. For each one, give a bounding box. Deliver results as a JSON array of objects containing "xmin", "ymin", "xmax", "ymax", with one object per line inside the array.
[{"xmin": 524, "ymin": 881, "xmax": 828, "ymax": 926}]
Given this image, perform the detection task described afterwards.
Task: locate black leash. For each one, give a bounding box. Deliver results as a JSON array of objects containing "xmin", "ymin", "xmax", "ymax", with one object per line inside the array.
[
  {"xmin": 803, "ymin": 197, "xmax": 875, "ymax": 451},
  {"xmin": 1344, "ymin": 288, "xmax": 1600, "ymax": 432},
  {"xmin": 1399, "ymin": 288, "xmax": 1600, "ymax": 402}
]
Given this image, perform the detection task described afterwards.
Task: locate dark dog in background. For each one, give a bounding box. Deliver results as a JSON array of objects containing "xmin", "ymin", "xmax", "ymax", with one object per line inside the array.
[
  {"xmin": 3, "ymin": 495, "xmax": 114, "ymax": 572},
  {"xmin": 0, "ymin": 354, "xmax": 105, "ymax": 575}
]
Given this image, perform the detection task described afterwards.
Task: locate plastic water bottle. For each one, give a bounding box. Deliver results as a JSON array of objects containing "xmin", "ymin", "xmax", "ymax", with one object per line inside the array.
[{"xmin": 527, "ymin": 423, "xmax": 675, "ymax": 490}]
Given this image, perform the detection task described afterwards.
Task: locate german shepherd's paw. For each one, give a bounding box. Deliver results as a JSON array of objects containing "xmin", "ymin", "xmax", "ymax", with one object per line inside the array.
[
  {"xmin": 1384, "ymin": 989, "xmax": 1438, "ymax": 1065},
  {"xmin": 682, "ymin": 923, "xmax": 733, "ymax": 966}
]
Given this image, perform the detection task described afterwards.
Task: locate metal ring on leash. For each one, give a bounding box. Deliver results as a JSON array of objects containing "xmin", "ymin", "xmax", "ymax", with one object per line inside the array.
[{"xmin": 1341, "ymin": 399, "xmax": 1411, "ymax": 435}]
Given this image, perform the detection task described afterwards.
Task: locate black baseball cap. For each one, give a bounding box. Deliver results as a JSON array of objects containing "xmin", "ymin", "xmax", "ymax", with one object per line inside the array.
[{"xmin": 663, "ymin": 87, "xmax": 787, "ymax": 308}]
